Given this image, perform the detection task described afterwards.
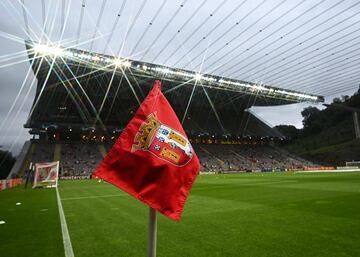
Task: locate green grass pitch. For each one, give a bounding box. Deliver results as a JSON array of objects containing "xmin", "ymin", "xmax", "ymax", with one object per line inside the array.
[{"xmin": 1, "ymin": 172, "xmax": 360, "ymax": 257}]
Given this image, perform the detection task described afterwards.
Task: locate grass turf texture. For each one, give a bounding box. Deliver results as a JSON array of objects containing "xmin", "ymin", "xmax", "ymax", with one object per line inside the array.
[{"xmin": 1, "ymin": 172, "xmax": 360, "ymax": 257}]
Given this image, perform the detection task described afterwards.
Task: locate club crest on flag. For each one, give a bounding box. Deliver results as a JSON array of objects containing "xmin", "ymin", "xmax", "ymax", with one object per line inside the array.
[
  {"xmin": 132, "ymin": 113, "xmax": 193, "ymax": 166},
  {"xmin": 94, "ymin": 80, "xmax": 200, "ymax": 221}
]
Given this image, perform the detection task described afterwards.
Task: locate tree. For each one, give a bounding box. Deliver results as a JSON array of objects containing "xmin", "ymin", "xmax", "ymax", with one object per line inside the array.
[
  {"xmin": 332, "ymin": 97, "xmax": 342, "ymax": 104},
  {"xmin": 0, "ymin": 150, "xmax": 16, "ymax": 179},
  {"xmin": 341, "ymin": 95, "xmax": 350, "ymax": 102},
  {"xmin": 301, "ymin": 107, "xmax": 324, "ymax": 136},
  {"xmin": 275, "ymin": 125, "xmax": 300, "ymax": 139}
]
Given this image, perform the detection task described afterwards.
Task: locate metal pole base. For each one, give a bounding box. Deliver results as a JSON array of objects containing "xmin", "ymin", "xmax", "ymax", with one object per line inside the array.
[{"xmin": 148, "ymin": 208, "xmax": 157, "ymax": 257}]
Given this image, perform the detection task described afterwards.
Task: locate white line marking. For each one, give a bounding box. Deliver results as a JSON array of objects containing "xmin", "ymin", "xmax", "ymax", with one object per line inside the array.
[
  {"xmin": 295, "ymin": 169, "xmax": 360, "ymax": 173},
  {"xmin": 61, "ymin": 194, "xmax": 127, "ymax": 201},
  {"xmin": 56, "ymin": 187, "xmax": 75, "ymax": 257}
]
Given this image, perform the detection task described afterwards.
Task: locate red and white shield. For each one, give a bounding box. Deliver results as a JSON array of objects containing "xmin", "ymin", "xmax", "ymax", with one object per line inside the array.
[{"xmin": 132, "ymin": 114, "xmax": 193, "ymax": 166}]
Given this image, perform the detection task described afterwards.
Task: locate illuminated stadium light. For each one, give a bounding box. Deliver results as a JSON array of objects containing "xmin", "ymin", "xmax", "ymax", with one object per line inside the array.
[
  {"xmin": 201, "ymin": 76, "xmax": 217, "ymax": 82},
  {"xmin": 79, "ymin": 53, "xmax": 92, "ymax": 60},
  {"xmin": 274, "ymin": 90, "xmax": 318, "ymax": 101},
  {"xmin": 26, "ymin": 41, "xmax": 323, "ymax": 103},
  {"xmin": 92, "ymin": 55, "xmax": 100, "ymax": 62},
  {"xmin": 194, "ymin": 73, "xmax": 203, "ymax": 81},
  {"xmin": 113, "ymin": 58, "xmax": 132, "ymax": 68},
  {"xmin": 34, "ymin": 43, "xmax": 63, "ymax": 56},
  {"xmin": 123, "ymin": 60, "xmax": 132, "ymax": 68},
  {"xmin": 251, "ymin": 84, "xmax": 269, "ymax": 92},
  {"xmin": 154, "ymin": 67, "xmax": 171, "ymax": 74},
  {"xmin": 113, "ymin": 58, "xmax": 123, "ymax": 66}
]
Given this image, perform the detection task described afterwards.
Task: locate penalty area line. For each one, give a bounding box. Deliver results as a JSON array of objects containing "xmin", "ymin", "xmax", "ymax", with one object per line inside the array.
[{"xmin": 56, "ymin": 187, "xmax": 75, "ymax": 257}]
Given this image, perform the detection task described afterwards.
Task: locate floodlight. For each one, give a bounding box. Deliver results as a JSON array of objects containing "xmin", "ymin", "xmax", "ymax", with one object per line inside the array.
[
  {"xmin": 113, "ymin": 58, "xmax": 131, "ymax": 68},
  {"xmin": 195, "ymin": 73, "xmax": 203, "ymax": 81},
  {"xmin": 34, "ymin": 43, "xmax": 63, "ymax": 56},
  {"xmin": 92, "ymin": 56, "xmax": 100, "ymax": 62},
  {"xmin": 113, "ymin": 58, "xmax": 123, "ymax": 66},
  {"xmin": 26, "ymin": 40, "xmax": 322, "ymax": 103},
  {"xmin": 123, "ymin": 60, "xmax": 132, "ymax": 68}
]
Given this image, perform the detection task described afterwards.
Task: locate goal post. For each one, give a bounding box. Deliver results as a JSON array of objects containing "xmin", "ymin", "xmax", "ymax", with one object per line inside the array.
[{"xmin": 33, "ymin": 161, "xmax": 59, "ymax": 188}]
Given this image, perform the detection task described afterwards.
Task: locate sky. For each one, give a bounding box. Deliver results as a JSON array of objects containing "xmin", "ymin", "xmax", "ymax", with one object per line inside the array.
[{"xmin": 0, "ymin": 0, "xmax": 359, "ymax": 155}]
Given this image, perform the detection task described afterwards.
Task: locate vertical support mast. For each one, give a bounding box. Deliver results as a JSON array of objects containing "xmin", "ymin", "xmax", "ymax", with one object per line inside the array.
[
  {"xmin": 148, "ymin": 208, "xmax": 157, "ymax": 257},
  {"xmin": 353, "ymin": 112, "xmax": 360, "ymax": 139}
]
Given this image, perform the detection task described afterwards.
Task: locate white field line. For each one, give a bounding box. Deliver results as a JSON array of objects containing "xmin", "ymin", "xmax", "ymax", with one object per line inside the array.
[
  {"xmin": 295, "ymin": 169, "xmax": 360, "ymax": 173},
  {"xmin": 56, "ymin": 187, "xmax": 75, "ymax": 257},
  {"xmin": 61, "ymin": 194, "xmax": 127, "ymax": 201}
]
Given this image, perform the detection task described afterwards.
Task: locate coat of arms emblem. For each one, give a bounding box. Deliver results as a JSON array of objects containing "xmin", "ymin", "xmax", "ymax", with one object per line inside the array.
[{"xmin": 132, "ymin": 114, "xmax": 193, "ymax": 166}]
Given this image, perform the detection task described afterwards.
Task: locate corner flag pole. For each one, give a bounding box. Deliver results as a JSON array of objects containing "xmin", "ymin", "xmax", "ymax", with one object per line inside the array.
[{"xmin": 148, "ymin": 207, "xmax": 157, "ymax": 257}]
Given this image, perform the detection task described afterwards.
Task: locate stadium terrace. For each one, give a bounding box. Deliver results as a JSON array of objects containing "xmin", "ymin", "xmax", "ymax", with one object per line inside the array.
[{"xmin": 2, "ymin": 41, "xmax": 326, "ymax": 180}]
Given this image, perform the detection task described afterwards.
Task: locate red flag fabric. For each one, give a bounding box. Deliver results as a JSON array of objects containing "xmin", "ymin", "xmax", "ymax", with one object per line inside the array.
[{"xmin": 93, "ymin": 80, "xmax": 200, "ymax": 221}]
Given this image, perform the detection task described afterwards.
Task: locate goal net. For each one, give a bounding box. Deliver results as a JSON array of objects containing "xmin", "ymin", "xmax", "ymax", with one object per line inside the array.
[{"xmin": 33, "ymin": 161, "xmax": 59, "ymax": 188}]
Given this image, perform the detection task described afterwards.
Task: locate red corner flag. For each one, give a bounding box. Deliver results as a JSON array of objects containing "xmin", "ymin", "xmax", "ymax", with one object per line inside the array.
[{"xmin": 93, "ymin": 80, "xmax": 200, "ymax": 221}]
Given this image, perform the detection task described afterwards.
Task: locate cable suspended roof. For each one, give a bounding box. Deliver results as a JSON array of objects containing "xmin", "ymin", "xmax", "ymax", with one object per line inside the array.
[
  {"xmin": 26, "ymin": 41, "xmax": 324, "ymax": 104},
  {"xmin": 24, "ymin": 41, "xmax": 322, "ymax": 137}
]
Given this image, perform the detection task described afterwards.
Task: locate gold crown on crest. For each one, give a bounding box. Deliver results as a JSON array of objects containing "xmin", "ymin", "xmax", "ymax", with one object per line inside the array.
[{"xmin": 132, "ymin": 113, "xmax": 161, "ymax": 152}]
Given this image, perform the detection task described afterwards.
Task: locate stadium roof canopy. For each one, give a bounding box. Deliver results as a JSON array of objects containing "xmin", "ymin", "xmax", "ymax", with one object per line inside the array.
[
  {"xmin": 13, "ymin": 0, "xmax": 360, "ymax": 98},
  {"xmin": 24, "ymin": 40, "xmax": 321, "ymax": 137}
]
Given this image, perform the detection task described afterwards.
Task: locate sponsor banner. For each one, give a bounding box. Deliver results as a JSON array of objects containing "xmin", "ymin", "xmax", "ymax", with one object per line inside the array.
[
  {"xmin": 10, "ymin": 178, "xmax": 22, "ymax": 188},
  {"xmin": 33, "ymin": 161, "xmax": 59, "ymax": 188},
  {"xmin": 199, "ymin": 171, "xmax": 217, "ymax": 175},
  {"xmin": 0, "ymin": 178, "xmax": 22, "ymax": 191},
  {"xmin": 60, "ymin": 175, "xmax": 90, "ymax": 180},
  {"xmin": 261, "ymin": 168, "xmax": 273, "ymax": 172},
  {"xmin": 0, "ymin": 180, "xmax": 5, "ymax": 191},
  {"xmin": 304, "ymin": 167, "xmax": 335, "ymax": 171},
  {"xmin": 337, "ymin": 166, "xmax": 359, "ymax": 170}
]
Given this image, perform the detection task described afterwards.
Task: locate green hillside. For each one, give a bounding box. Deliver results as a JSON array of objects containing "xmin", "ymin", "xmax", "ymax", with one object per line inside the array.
[
  {"xmin": 289, "ymin": 140, "xmax": 360, "ymax": 166},
  {"xmin": 276, "ymin": 87, "xmax": 360, "ymax": 166}
]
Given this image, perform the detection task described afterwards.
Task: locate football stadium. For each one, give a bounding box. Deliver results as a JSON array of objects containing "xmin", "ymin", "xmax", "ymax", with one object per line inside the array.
[{"xmin": 0, "ymin": 1, "xmax": 360, "ymax": 257}]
